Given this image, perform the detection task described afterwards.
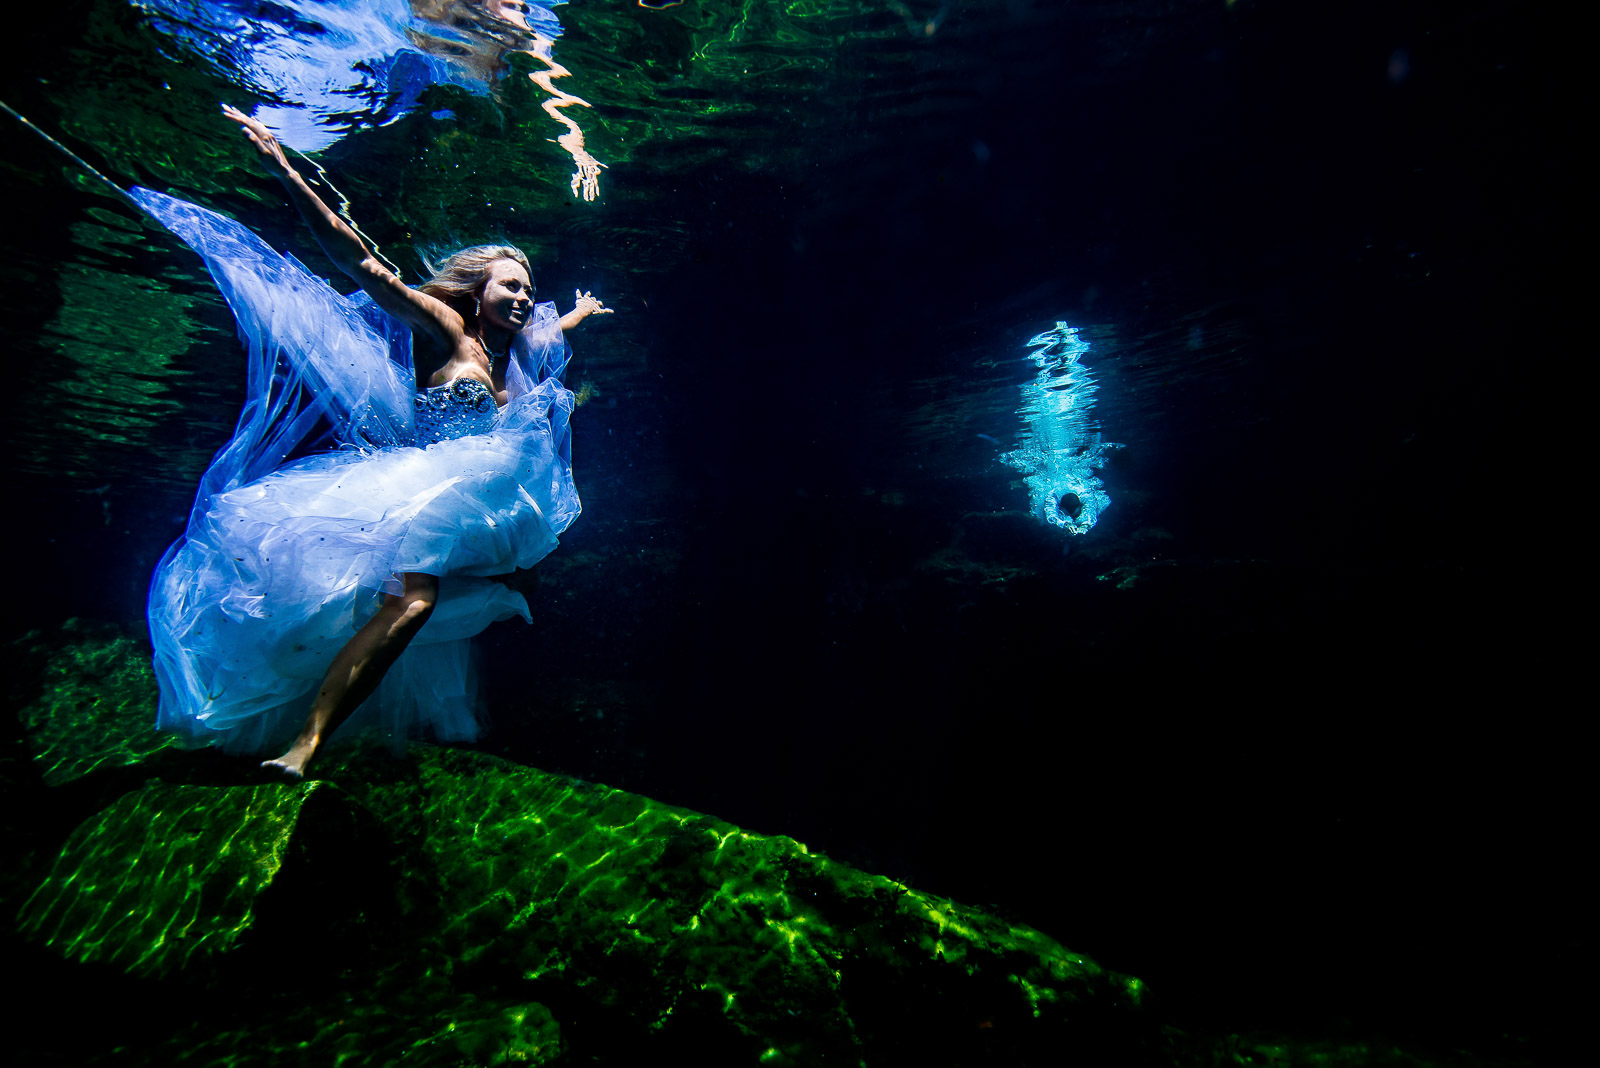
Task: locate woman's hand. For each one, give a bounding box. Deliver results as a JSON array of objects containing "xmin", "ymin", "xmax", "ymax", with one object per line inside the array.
[
  {"xmin": 573, "ymin": 290, "xmax": 613, "ymax": 319},
  {"xmin": 222, "ymin": 103, "xmax": 296, "ymax": 182},
  {"xmin": 559, "ymin": 290, "xmax": 613, "ymax": 332}
]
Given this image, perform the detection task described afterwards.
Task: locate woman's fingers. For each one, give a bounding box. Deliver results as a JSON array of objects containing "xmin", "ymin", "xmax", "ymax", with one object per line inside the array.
[
  {"xmin": 220, "ymin": 105, "xmax": 293, "ymax": 179},
  {"xmin": 573, "ymin": 289, "xmax": 615, "ymax": 314},
  {"xmin": 221, "ymin": 103, "xmax": 255, "ymax": 131},
  {"xmin": 221, "ymin": 103, "xmax": 276, "ymax": 145}
]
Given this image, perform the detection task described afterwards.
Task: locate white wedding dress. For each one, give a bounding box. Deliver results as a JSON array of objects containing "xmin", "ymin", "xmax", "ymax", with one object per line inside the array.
[{"xmin": 137, "ymin": 188, "xmax": 579, "ymax": 753}]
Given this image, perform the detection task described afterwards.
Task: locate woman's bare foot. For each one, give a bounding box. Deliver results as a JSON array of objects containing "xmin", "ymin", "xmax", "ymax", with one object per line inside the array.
[{"xmin": 261, "ymin": 735, "xmax": 318, "ymax": 780}]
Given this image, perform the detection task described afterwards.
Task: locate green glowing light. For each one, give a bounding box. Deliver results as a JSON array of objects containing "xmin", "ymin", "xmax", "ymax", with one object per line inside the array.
[
  {"xmin": 15, "ymin": 624, "xmax": 180, "ymax": 786},
  {"xmin": 17, "ymin": 626, "xmax": 1145, "ymax": 1063},
  {"xmin": 19, "ymin": 779, "xmax": 316, "ymax": 976}
]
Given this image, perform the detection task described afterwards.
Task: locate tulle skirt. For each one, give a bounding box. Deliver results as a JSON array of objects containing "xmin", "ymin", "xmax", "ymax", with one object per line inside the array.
[
  {"xmin": 131, "ymin": 185, "xmax": 581, "ymax": 755},
  {"xmin": 150, "ymin": 420, "xmax": 567, "ymax": 754}
]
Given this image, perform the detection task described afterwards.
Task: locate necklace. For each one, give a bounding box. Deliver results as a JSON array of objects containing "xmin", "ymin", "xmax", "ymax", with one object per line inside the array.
[{"xmin": 474, "ymin": 333, "xmax": 503, "ymax": 363}]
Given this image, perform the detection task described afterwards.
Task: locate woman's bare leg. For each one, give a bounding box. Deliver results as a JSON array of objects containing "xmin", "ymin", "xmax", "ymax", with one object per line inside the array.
[{"xmin": 262, "ymin": 572, "xmax": 439, "ymax": 779}]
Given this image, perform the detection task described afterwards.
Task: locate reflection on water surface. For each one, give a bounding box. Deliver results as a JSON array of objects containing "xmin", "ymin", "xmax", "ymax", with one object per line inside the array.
[{"xmin": 5, "ymin": 0, "xmax": 1167, "ymax": 501}]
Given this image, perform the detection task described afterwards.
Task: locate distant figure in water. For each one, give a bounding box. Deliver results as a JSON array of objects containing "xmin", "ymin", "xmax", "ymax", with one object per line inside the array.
[{"xmin": 140, "ymin": 106, "xmax": 610, "ymax": 777}]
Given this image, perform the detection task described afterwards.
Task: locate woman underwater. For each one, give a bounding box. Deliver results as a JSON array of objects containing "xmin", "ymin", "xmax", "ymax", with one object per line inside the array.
[{"xmin": 143, "ymin": 105, "xmax": 609, "ymax": 777}]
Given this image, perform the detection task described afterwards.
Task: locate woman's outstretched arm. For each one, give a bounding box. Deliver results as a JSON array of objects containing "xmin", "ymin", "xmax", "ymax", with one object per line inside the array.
[{"xmin": 221, "ymin": 104, "xmax": 462, "ymax": 354}]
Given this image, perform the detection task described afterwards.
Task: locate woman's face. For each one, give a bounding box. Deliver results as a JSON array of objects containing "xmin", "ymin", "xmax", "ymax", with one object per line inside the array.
[{"xmin": 479, "ymin": 259, "xmax": 533, "ymax": 331}]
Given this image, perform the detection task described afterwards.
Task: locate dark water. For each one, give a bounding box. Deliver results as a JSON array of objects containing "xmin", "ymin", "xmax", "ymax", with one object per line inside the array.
[{"xmin": 0, "ymin": 0, "xmax": 1574, "ymax": 1060}]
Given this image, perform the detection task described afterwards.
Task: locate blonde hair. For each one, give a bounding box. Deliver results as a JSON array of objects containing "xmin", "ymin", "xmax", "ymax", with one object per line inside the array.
[{"xmin": 418, "ymin": 244, "xmax": 532, "ymax": 323}]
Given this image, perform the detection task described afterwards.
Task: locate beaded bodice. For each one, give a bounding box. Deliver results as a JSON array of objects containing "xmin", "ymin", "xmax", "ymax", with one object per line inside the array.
[{"xmin": 413, "ymin": 379, "xmax": 498, "ymax": 444}]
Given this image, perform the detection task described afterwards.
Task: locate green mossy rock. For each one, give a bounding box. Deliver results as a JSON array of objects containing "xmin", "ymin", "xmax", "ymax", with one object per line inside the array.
[
  {"xmin": 11, "ymin": 627, "xmax": 1148, "ymax": 1064},
  {"xmin": 14, "ymin": 622, "xmax": 179, "ymax": 787},
  {"xmin": 17, "ymin": 778, "xmax": 380, "ymax": 980},
  {"xmin": 8, "ymin": 629, "xmax": 1538, "ymax": 1066},
  {"xmin": 328, "ymin": 745, "xmax": 1150, "ymax": 1065}
]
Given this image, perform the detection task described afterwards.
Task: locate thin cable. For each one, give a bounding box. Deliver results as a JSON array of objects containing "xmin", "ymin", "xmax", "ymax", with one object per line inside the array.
[
  {"xmin": 3, "ymin": 96, "xmax": 406, "ymax": 279},
  {"xmin": 292, "ymin": 148, "xmax": 405, "ymax": 279},
  {"xmin": 0, "ymin": 97, "xmax": 145, "ymax": 213}
]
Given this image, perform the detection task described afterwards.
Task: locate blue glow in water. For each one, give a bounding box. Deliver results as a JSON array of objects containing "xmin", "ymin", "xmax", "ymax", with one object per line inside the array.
[{"xmin": 1001, "ymin": 323, "xmax": 1119, "ymax": 535}]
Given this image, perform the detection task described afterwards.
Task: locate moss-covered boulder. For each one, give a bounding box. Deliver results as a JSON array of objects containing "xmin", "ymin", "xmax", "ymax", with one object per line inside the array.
[
  {"xmin": 329, "ymin": 745, "xmax": 1151, "ymax": 1065},
  {"xmin": 10, "ymin": 626, "xmax": 1151, "ymax": 1064},
  {"xmin": 17, "ymin": 778, "xmax": 374, "ymax": 978}
]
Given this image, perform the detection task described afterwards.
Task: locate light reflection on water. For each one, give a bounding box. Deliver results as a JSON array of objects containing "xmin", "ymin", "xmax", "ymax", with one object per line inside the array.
[
  {"xmin": 5, "ymin": 0, "xmax": 1246, "ymax": 512},
  {"xmin": 4, "ymin": 199, "xmax": 238, "ymax": 489}
]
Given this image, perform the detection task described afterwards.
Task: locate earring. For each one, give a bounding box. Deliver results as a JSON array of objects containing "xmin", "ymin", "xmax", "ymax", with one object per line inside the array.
[{"xmin": 474, "ymin": 296, "xmax": 482, "ymax": 319}]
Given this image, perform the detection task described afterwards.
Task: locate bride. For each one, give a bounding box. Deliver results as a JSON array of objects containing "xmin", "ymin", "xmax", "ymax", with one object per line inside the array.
[{"xmin": 141, "ymin": 105, "xmax": 609, "ymax": 777}]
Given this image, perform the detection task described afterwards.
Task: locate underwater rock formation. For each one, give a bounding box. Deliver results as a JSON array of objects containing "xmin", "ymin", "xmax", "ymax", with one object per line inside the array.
[
  {"xmin": 10, "ymin": 627, "xmax": 1151, "ymax": 1065},
  {"xmin": 340, "ymin": 745, "xmax": 1149, "ymax": 1062},
  {"xmin": 18, "ymin": 778, "xmax": 371, "ymax": 978},
  {"xmin": 6, "ymin": 627, "xmax": 1547, "ymax": 1067}
]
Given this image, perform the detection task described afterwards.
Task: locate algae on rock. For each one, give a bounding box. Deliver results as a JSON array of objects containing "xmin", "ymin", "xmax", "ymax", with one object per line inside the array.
[
  {"xmin": 14, "ymin": 623, "xmax": 179, "ymax": 787},
  {"xmin": 329, "ymin": 744, "xmax": 1150, "ymax": 1064},
  {"xmin": 12, "ymin": 627, "xmax": 1152, "ymax": 1064},
  {"xmin": 19, "ymin": 779, "xmax": 324, "ymax": 976}
]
